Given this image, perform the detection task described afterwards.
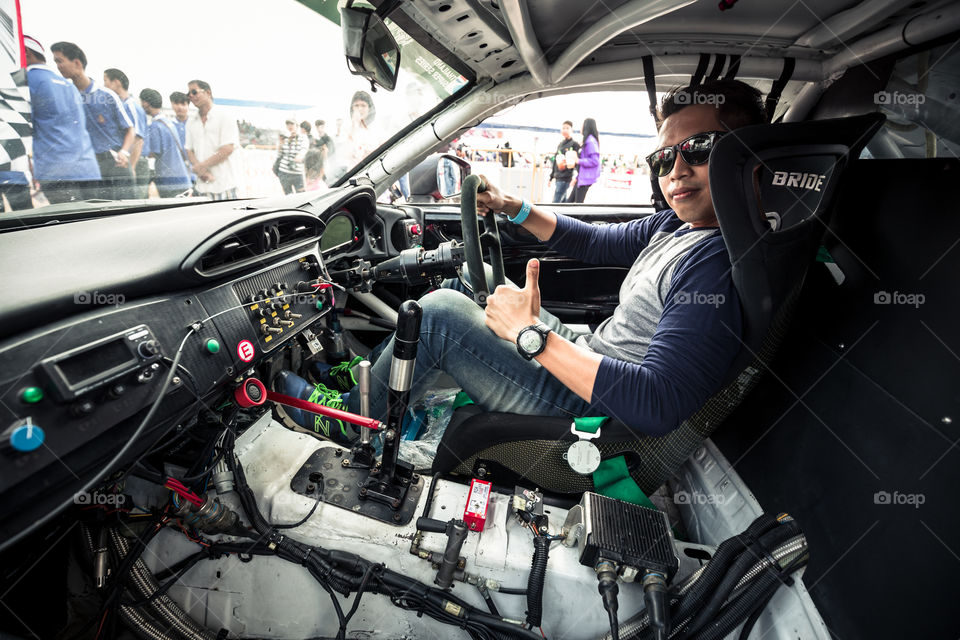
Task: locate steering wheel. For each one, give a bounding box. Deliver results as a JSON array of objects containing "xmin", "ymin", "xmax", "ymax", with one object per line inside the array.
[{"xmin": 459, "ymin": 175, "xmax": 506, "ymax": 304}]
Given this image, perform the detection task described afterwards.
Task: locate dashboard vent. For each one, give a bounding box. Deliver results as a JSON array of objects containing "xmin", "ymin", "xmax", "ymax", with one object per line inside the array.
[
  {"xmin": 277, "ymin": 218, "xmax": 321, "ymax": 248},
  {"xmin": 193, "ymin": 214, "xmax": 322, "ymax": 277},
  {"xmin": 198, "ymin": 228, "xmax": 261, "ymax": 272}
]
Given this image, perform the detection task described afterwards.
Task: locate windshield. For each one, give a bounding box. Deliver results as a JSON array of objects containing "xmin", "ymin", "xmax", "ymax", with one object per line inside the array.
[{"xmin": 6, "ymin": 0, "xmax": 468, "ymax": 215}]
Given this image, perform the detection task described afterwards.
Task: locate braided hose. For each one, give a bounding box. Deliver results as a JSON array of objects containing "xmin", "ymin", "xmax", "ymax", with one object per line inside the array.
[
  {"xmin": 598, "ymin": 534, "xmax": 809, "ymax": 640},
  {"xmin": 111, "ymin": 529, "xmax": 217, "ymax": 640},
  {"xmin": 119, "ymin": 604, "xmax": 182, "ymax": 640}
]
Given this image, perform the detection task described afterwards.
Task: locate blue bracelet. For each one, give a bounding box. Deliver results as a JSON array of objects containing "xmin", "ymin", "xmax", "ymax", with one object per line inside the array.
[{"xmin": 507, "ymin": 199, "xmax": 532, "ymax": 224}]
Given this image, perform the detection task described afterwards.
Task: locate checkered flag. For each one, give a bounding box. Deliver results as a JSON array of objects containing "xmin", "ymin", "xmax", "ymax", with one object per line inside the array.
[{"xmin": 0, "ymin": 67, "xmax": 32, "ymax": 171}]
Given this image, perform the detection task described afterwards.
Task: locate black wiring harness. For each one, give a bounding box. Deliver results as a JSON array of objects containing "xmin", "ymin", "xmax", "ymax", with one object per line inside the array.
[{"xmin": 226, "ymin": 453, "xmax": 541, "ymax": 640}]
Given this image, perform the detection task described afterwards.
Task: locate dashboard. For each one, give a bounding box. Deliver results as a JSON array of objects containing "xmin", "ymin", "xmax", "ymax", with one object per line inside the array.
[{"xmin": 0, "ymin": 185, "xmax": 422, "ymax": 545}]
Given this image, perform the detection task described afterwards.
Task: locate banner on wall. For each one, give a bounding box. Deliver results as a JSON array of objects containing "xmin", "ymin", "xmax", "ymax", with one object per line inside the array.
[{"xmin": 0, "ymin": 0, "xmax": 32, "ymax": 173}]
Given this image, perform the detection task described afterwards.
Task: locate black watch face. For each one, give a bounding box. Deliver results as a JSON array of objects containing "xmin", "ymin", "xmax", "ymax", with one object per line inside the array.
[{"xmin": 518, "ymin": 327, "xmax": 544, "ymax": 354}]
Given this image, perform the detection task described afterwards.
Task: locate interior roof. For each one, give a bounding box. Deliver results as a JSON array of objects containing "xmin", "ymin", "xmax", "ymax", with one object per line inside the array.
[{"xmin": 527, "ymin": 0, "xmax": 866, "ymax": 58}]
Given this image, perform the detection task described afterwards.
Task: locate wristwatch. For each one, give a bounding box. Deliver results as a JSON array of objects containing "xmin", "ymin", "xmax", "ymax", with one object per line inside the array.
[{"xmin": 516, "ymin": 322, "xmax": 552, "ymax": 360}]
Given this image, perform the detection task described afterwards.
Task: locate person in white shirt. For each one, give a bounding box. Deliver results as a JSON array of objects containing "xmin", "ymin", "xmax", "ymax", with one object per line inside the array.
[{"xmin": 184, "ymin": 79, "xmax": 240, "ymax": 200}]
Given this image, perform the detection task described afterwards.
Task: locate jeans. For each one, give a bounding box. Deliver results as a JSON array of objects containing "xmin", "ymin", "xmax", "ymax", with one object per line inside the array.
[
  {"xmin": 95, "ymin": 155, "xmax": 136, "ymax": 200},
  {"xmin": 552, "ymin": 179, "xmax": 570, "ymax": 203},
  {"xmin": 569, "ymin": 183, "xmax": 592, "ymax": 203},
  {"xmin": 40, "ymin": 180, "xmax": 100, "ymax": 205},
  {"xmin": 279, "ymin": 171, "xmax": 304, "ymax": 194},
  {"xmin": 0, "ymin": 183, "xmax": 32, "ymax": 211},
  {"xmin": 345, "ymin": 273, "xmax": 593, "ymax": 422}
]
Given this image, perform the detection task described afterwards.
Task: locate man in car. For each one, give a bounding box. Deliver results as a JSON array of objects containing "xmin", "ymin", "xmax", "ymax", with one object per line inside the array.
[
  {"xmin": 50, "ymin": 41, "xmax": 137, "ymax": 201},
  {"xmin": 184, "ymin": 79, "xmax": 240, "ymax": 201},
  {"xmin": 282, "ymin": 80, "xmax": 765, "ymax": 442}
]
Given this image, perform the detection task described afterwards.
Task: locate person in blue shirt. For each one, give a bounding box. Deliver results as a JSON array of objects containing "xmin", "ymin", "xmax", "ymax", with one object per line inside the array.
[
  {"xmin": 139, "ymin": 89, "xmax": 191, "ymax": 198},
  {"xmin": 168, "ymin": 92, "xmax": 190, "ymax": 148},
  {"xmin": 23, "ymin": 37, "xmax": 100, "ymax": 205},
  {"xmin": 50, "ymin": 42, "xmax": 136, "ymax": 201},
  {"xmin": 104, "ymin": 68, "xmax": 148, "ymax": 199},
  {"xmin": 169, "ymin": 92, "xmax": 195, "ymax": 185}
]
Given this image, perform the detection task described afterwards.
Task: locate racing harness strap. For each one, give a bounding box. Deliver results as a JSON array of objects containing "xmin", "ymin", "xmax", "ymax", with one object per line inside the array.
[
  {"xmin": 706, "ymin": 53, "xmax": 726, "ymax": 82},
  {"xmin": 642, "ymin": 56, "xmax": 669, "ymax": 211},
  {"xmin": 690, "ymin": 53, "xmax": 710, "ymax": 87},
  {"xmin": 642, "ymin": 55, "xmax": 657, "ymax": 119},
  {"xmin": 764, "ymin": 57, "xmax": 796, "ymax": 122},
  {"xmin": 571, "ymin": 417, "xmax": 656, "ymax": 509}
]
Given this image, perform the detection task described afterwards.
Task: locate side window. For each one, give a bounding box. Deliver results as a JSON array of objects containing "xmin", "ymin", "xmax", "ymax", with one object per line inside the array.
[
  {"xmin": 454, "ymin": 91, "xmax": 659, "ymax": 205},
  {"xmin": 863, "ymin": 44, "xmax": 960, "ymax": 159}
]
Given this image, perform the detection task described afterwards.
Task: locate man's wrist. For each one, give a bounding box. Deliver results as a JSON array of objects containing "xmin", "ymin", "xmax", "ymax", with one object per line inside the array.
[{"xmin": 501, "ymin": 194, "xmax": 522, "ymax": 218}]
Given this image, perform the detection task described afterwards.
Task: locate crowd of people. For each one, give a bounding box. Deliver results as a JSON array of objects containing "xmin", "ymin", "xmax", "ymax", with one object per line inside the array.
[
  {"xmin": 1, "ymin": 37, "xmax": 247, "ymax": 208},
  {"xmin": 270, "ymin": 89, "xmax": 386, "ymax": 195},
  {"xmin": 0, "ymin": 36, "xmax": 396, "ymax": 211}
]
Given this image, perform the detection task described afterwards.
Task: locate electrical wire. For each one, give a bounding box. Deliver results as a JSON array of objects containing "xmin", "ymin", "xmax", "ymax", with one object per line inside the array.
[
  {"xmin": 274, "ymin": 484, "xmax": 323, "ymax": 530},
  {"xmin": 1, "ymin": 327, "xmax": 196, "ymax": 553}
]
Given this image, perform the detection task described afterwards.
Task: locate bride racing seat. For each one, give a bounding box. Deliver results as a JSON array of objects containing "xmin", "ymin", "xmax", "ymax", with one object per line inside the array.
[{"xmin": 430, "ymin": 113, "xmax": 885, "ymax": 497}]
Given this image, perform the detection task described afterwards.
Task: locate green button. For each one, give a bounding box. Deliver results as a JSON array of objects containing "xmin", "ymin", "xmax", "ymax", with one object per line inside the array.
[
  {"xmin": 205, "ymin": 339, "xmax": 221, "ymax": 354},
  {"xmin": 20, "ymin": 386, "xmax": 44, "ymax": 404},
  {"xmin": 315, "ymin": 300, "xmax": 324, "ymax": 310}
]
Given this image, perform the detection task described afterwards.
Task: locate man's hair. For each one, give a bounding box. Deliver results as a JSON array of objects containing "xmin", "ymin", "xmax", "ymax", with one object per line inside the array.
[
  {"xmin": 104, "ymin": 68, "xmax": 129, "ymax": 91},
  {"xmin": 300, "ymin": 120, "xmax": 311, "ymax": 134},
  {"xmin": 50, "ymin": 41, "xmax": 86, "ymax": 68},
  {"xmin": 657, "ymin": 80, "xmax": 767, "ymax": 130},
  {"xmin": 315, "ymin": 119, "xmax": 325, "ymax": 127},
  {"xmin": 562, "ymin": 120, "xmax": 573, "ymax": 127},
  {"xmin": 658, "ymin": 79, "xmax": 766, "ymax": 131},
  {"xmin": 140, "ymin": 88, "xmax": 162, "ymax": 109},
  {"xmin": 188, "ymin": 79, "xmax": 212, "ymax": 94},
  {"xmin": 169, "ymin": 91, "xmax": 189, "ymax": 105}
]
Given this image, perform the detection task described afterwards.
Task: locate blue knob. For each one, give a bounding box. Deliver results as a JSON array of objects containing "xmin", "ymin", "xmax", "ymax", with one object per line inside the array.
[{"xmin": 10, "ymin": 422, "xmax": 45, "ymax": 452}]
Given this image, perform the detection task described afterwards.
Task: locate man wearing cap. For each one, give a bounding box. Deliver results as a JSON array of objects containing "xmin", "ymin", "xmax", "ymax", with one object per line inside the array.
[
  {"xmin": 104, "ymin": 68, "xmax": 148, "ymax": 198},
  {"xmin": 184, "ymin": 79, "xmax": 240, "ymax": 201},
  {"xmin": 50, "ymin": 41, "xmax": 136, "ymax": 201},
  {"xmin": 140, "ymin": 89, "xmax": 191, "ymax": 198},
  {"xmin": 23, "ymin": 37, "xmax": 101, "ymax": 205}
]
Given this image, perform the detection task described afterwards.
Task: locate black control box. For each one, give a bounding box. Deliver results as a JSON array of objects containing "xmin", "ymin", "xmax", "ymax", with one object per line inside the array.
[
  {"xmin": 572, "ymin": 492, "xmax": 679, "ymax": 579},
  {"xmin": 233, "ymin": 257, "xmax": 331, "ymax": 351}
]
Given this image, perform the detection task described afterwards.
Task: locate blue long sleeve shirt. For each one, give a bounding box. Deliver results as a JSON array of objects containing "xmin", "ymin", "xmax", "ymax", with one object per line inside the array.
[{"xmin": 545, "ymin": 210, "xmax": 743, "ymax": 436}]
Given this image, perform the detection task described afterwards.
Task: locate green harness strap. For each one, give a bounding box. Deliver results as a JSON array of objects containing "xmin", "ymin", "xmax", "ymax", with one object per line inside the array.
[{"xmin": 573, "ymin": 417, "xmax": 656, "ymax": 510}]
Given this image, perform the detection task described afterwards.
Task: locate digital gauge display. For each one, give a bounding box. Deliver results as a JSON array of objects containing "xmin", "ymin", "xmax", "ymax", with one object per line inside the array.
[{"xmin": 320, "ymin": 211, "xmax": 356, "ymax": 252}]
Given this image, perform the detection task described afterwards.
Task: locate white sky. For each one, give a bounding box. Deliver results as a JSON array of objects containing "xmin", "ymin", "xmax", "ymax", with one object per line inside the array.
[
  {"xmin": 18, "ymin": 0, "xmax": 659, "ymax": 148},
  {"xmin": 19, "ymin": 0, "xmax": 380, "ymax": 128}
]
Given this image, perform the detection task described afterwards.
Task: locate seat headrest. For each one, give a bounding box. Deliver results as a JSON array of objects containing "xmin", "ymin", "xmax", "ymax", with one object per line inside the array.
[{"xmin": 710, "ymin": 113, "xmax": 885, "ymax": 259}]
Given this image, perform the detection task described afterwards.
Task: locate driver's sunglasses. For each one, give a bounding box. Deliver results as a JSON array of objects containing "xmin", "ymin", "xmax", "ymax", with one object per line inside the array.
[{"xmin": 645, "ymin": 131, "xmax": 726, "ymax": 177}]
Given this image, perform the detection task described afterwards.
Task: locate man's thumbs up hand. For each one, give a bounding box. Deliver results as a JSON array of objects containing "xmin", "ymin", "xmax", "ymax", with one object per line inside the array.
[
  {"xmin": 524, "ymin": 258, "xmax": 541, "ymax": 317},
  {"xmin": 485, "ymin": 259, "xmax": 542, "ymax": 344}
]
